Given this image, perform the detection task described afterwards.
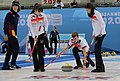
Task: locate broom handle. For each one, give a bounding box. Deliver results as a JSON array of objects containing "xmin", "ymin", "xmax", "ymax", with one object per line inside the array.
[{"xmin": 45, "ymin": 46, "xmax": 68, "ymax": 68}]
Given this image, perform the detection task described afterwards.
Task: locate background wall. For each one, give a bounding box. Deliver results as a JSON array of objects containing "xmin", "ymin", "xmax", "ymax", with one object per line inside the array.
[{"xmin": 0, "ymin": 7, "xmax": 120, "ymax": 53}]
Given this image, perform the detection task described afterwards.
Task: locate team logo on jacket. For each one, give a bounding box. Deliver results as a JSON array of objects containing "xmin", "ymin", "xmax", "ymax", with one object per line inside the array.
[
  {"xmin": 92, "ymin": 16, "xmax": 97, "ymax": 21},
  {"xmin": 13, "ymin": 15, "xmax": 15, "ymax": 17},
  {"xmin": 31, "ymin": 15, "xmax": 44, "ymax": 24}
]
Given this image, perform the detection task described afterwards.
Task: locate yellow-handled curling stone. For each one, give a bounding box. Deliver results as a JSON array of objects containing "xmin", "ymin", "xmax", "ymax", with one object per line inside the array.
[{"xmin": 61, "ymin": 63, "xmax": 73, "ymax": 72}]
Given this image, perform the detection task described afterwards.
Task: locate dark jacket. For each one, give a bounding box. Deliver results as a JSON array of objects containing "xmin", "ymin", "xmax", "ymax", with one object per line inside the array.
[
  {"xmin": 3, "ymin": 10, "xmax": 19, "ymax": 36},
  {"xmin": 50, "ymin": 31, "xmax": 60, "ymax": 40}
]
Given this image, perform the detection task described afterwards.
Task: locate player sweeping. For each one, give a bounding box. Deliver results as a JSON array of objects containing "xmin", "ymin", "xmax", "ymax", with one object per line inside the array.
[
  {"xmin": 27, "ymin": 4, "xmax": 48, "ymax": 72},
  {"xmin": 56, "ymin": 32, "xmax": 95, "ymax": 70},
  {"xmin": 85, "ymin": 3, "xmax": 106, "ymax": 72},
  {"xmin": 27, "ymin": 3, "xmax": 53, "ymax": 61}
]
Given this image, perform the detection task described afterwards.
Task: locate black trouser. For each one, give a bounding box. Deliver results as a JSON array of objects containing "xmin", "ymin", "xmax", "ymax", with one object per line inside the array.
[
  {"xmin": 3, "ymin": 36, "xmax": 19, "ymax": 67},
  {"xmin": 50, "ymin": 38, "xmax": 57, "ymax": 54},
  {"xmin": 29, "ymin": 35, "xmax": 52, "ymax": 55},
  {"xmin": 72, "ymin": 46, "xmax": 83, "ymax": 67},
  {"xmin": 29, "ymin": 34, "xmax": 45, "ymax": 70},
  {"xmin": 29, "ymin": 36, "xmax": 34, "ymax": 53},
  {"xmin": 43, "ymin": 34, "xmax": 52, "ymax": 54},
  {"xmin": 94, "ymin": 34, "xmax": 106, "ymax": 70},
  {"xmin": 72, "ymin": 46, "xmax": 94, "ymax": 67}
]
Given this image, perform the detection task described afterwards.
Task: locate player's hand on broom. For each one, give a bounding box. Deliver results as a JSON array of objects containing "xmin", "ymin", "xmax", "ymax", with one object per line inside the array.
[
  {"xmin": 82, "ymin": 48, "xmax": 88, "ymax": 70},
  {"xmin": 97, "ymin": 33, "xmax": 103, "ymax": 37},
  {"xmin": 44, "ymin": 31, "xmax": 48, "ymax": 37},
  {"xmin": 82, "ymin": 57, "xmax": 88, "ymax": 70},
  {"xmin": 92, "ymin": 34, "xmax": 95, "ymax": 39},
  {"xmin": 34, "ymin": 36, "xmax": 38, "ymax": 41}
]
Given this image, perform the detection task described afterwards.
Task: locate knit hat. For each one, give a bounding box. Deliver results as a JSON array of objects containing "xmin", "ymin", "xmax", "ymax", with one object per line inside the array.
[
  {"xmin": 11, "ymin": 1, "xmax": 20, "ymax": 12},
  {"xmin": 12, "ymin": 1, "xmax": 20, "ymax": 6}
]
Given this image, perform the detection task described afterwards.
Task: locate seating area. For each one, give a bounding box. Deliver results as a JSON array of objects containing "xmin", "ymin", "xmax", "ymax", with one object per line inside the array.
[{"xmin": 0, "ymin": 0, "xmax": 119, "ymax": 9}]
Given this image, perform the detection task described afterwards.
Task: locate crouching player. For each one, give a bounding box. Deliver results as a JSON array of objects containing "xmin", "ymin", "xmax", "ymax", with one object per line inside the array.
[{"xmin": 57, "ymin": 32, "xmax": 95, "ymax": 70}]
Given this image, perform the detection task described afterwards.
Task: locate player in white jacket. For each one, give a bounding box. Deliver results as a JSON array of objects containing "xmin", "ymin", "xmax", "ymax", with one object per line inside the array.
[
  {"xmin": 27, "ymin": 4, "xmax": 47, "ymax": 72},
  {"xmin": 68, "ymin": 32, "xmax": 94, "ymax": 69},
  {"xmin": 28, "ymin": 3, "xmax": 52, "ymax": 57},
  {"xmin": 85, "ymin": 3, "xmax": 106, "ymax": 72},
  {"xmin": 57, "ymin": 32, "xmax": 95, "ymax": 70}
]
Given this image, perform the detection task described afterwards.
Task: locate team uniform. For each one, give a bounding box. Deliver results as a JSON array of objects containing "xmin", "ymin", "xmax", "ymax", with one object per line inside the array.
[
  {"xmin": 91, "ymin": 10, "xmax": 106, "ymax": 72},
  {"xmin": 68, "ymin": 36, "xmax": 90, "ymax": 68},
  {"xmin": 92, "ymin": 10, "xmax": 106, "ymax": 37},
  {"xmin": 27, "ymin": 12, "xmax": 48, "ymax": 72},
  {"xmin": 28, "ymin": 12, "xmax": 52, "ymax": 56},
  {"xmin": 2, "ymin": 10, "xmax": 20, "ymax": 70}
]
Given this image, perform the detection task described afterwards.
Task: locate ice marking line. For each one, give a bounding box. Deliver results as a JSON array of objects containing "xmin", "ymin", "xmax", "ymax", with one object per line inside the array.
[{"xmin": 29, "ymin": 75, "xmax": 111, "ymax": 80}]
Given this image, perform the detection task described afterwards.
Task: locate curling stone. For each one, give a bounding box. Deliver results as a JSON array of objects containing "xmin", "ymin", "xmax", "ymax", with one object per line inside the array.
[
  {"xmin": 111, "ymin": 51, "xmax": 117, "ymax": 56},
  {"xmin": 102, "ymin": 52, "xmax": 111, "ymax": 57},
  {"xmin": 61, "ymin": 63, "xmax": 73, "ymax": 72}
]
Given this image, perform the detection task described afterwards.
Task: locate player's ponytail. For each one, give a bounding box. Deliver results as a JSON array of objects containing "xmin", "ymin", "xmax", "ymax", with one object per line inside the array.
[{"xmin": 85, "ymin": 3, "xmax": 96, "ymax": 18}]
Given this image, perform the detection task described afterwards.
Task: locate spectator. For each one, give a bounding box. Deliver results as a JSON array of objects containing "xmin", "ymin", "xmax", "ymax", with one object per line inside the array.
[
  {"xmin": 114, "ymin": 0, "xmax": 120, "ymax": 7},
  {"xmin": 70, "ymin": 0, "xmax": 78, "ymax": 8},
  {"xmin": 53, "ymin": 0, "xmax": 64, "ymax": 8}
]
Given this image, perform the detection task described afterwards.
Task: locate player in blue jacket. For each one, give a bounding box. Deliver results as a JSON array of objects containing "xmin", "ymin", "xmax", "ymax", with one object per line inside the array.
[{"xmin": 2, "ymin": 1, "xmax": 21, "ymax": 70}]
